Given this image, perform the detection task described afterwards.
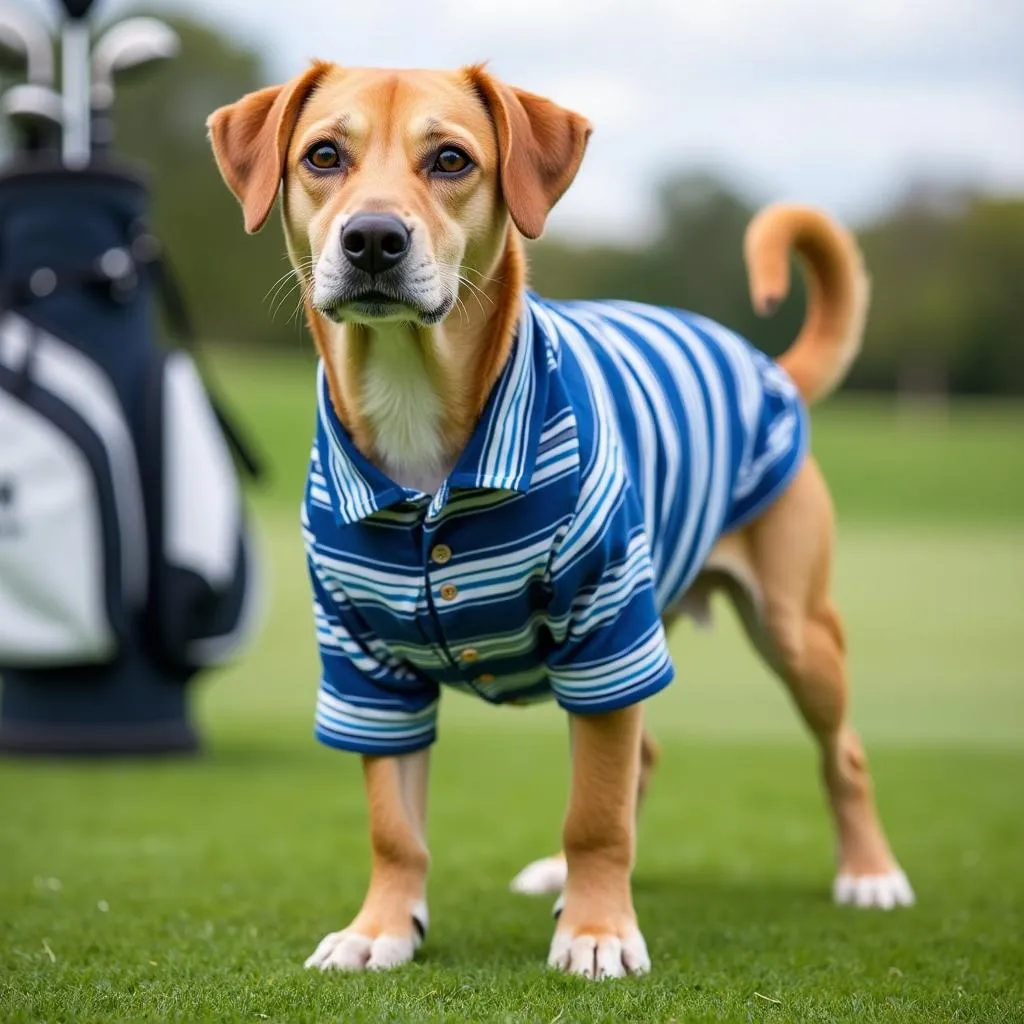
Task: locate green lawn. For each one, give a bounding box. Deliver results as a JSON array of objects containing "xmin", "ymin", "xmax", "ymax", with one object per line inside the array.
[{"xmin": 1, "ymin": 355, "xmax": 1023, "ymax": 1022}]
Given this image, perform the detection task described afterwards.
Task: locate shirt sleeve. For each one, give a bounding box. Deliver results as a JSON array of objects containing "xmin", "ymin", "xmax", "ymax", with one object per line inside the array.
[
  {"xmin": 305, "ymin": 539, "xmax": 440, "ymax": 756},
  {"xmin": 546, "ymin": 467, "xmax": 674, "ymax": 715}
]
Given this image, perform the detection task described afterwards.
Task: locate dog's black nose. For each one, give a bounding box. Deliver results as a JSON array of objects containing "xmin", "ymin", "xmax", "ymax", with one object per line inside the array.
[{"xmin": 341, "ymin": 214, "xmax": 411, "ymax": 275}]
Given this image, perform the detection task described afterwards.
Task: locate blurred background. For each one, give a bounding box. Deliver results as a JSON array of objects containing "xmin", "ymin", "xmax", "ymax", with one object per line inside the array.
[
  {"xmin": 6, "ymin": 0, "xmax": 1023, "ymax": 396},
  {"xmin": 0, "ymin": 3, "xmax": 1021, "ymax": 1018}
]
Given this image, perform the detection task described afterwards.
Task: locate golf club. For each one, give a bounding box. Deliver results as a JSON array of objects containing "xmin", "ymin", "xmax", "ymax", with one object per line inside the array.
[
  {"xmin": 2, "ymin": 82, "xmax": 62, "ymax": 155},
  {"xmin": 90, "ymin": 16, "xmax": 179, "ymax": 158},
  {"xmin": 58, "ymin": 0, "xmax": 99, "ymax": 167},
  {"xmin": 0, "ymin": 1, "xmax": 55, "ymax": 86}
]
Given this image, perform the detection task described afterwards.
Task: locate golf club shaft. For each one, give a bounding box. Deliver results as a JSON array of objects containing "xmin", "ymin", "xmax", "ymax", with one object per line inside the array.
[{"xmin": 61, "ymin": 19, "xmax": 90, "ymax": 167}]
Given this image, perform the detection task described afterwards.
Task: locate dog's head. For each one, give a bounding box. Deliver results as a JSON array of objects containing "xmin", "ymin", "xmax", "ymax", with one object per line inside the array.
[{"xmin": 208, "ymin": 63, "xmax": 591, "ymax": 328}]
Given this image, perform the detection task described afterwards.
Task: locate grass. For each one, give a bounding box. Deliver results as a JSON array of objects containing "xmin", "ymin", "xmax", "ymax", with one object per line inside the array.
[
  {"xmin": 2, "ymin": 353, "xmax": 1023, "ymax": 1022},
  {"xmin": 2, "ymin": 741, "xmax": 1022, "ymax": 1022}
]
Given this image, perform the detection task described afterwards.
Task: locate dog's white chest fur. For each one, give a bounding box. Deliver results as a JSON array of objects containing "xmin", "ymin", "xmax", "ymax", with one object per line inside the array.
[{"xmin": 361, "ymin": 329, "xmax": 449, "ymax": 495}]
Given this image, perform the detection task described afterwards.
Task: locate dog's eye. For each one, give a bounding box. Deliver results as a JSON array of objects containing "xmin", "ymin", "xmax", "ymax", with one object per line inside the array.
[
  {"xmin": 304, "ymin": 143, "xmax": 341, "ymax": 171},
  {"xmin": 432, "ymin": 147, "xmax": 472, "ymax": 175}
]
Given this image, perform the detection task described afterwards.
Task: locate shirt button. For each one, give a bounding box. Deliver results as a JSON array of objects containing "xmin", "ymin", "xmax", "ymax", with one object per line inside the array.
[
  {"xmin": 431, "ymin": 544, "xmax": 452, "ymax": 565},
  {"xmin": 477, "ymin": 673, "xmax": 495, "ymax": 684},
  {"xmin": 460, "ymin": 648, "xmax": 479, "ymax": 663},
  {"xmin": 439, "ymin": 583, "xmax": 458, "ymax": 602}
]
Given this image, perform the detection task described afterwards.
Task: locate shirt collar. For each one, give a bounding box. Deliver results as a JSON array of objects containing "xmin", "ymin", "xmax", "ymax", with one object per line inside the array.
[{"xmin": 316, "ymin": 296, "xmax": 548, "ymax": 526}]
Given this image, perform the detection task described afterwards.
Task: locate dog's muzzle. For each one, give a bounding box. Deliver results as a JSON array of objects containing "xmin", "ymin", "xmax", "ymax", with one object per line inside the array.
[{"xmin": 313, "ymin": 213, "xmax": 453, "ymax": 326}]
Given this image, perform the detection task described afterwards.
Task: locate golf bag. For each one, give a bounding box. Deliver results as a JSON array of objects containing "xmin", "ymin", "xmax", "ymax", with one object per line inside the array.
[{"xmin": 0, "ymin": 167, "xmax": 263, "ymax": 754}]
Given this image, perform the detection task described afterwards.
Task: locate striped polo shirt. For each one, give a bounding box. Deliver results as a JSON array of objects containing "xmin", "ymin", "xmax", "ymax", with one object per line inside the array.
[{"xmin": 302, "ymin": 292, "xmax": 808, "ymax": 755}]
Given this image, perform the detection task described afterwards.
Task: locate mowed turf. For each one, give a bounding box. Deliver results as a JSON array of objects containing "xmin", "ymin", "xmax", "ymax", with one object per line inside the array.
[{"xmin": 2, "ymin": 352, "xmax": 1023, "ymax": 1023}]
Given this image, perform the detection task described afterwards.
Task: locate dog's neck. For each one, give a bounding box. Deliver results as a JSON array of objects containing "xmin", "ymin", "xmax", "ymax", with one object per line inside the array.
[{"xmin": 309, "ymin": 231, "xmax": 525, "ymax": 495}]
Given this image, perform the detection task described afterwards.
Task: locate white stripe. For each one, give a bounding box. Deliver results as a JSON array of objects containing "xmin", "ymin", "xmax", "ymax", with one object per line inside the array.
[
  {"xmin": 610, "ymin": 303, "xmax": 723, "ymax": 604},
  {"xmin": 572, "ymin": 304, "xmax": 666, "ymax": 553}
]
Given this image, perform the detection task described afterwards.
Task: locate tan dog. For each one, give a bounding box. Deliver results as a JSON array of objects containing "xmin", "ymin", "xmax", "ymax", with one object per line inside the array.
[{"xmin": 208, "ymin": 62, "xmax": 913, "ymax": 979}]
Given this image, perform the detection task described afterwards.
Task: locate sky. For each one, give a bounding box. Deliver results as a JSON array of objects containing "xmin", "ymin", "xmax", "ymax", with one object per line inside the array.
[{"xmin": 24, "ymin": 0, "xmax": 1024, "ymax": 240}]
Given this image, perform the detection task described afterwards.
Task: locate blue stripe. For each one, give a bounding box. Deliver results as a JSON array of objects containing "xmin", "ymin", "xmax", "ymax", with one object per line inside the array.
[{"xmin": 304, "ymin": 292, "xmax": 808, "ymax": 754}]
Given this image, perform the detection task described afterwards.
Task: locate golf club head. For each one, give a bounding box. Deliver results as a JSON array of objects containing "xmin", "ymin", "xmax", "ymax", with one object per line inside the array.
[
  {"xmin": 91, "ymin": 16, "xmax": 179, "ymax": 97},
  {"xmin": 3, "ymin": 81, "xmax": 63, "ymax": 121},
  {"xmin": 89, "ymin": 17, "xmax": 178, "ymax": 160},
  {"xmin": 3, "ymin": 82, "xmax": 63, "ymax": 156},
  {"xmin": 0, "ymin": 1, "xmax": 56, "ymax": 85}
]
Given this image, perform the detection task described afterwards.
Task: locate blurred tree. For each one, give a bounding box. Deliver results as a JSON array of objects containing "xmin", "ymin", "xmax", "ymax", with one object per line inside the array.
[
  {"xmin": 534, "ymin": 176, "xmax": 1024, "ymax": 397},
  {"xmin": 109, "ymin": 12, "xmax": 309, "ymax": 350},
  {"xmin": 96, "ymin": 13, "xmax": 1024, "ymax": 396},
  {"xmin": 950, "ymin": 198, "xmax": 1024, "ymax": 395},
  {"xmin": 859, "ymin": 192, "xmax": 1024, "ymax": 396},
  {"xmin": 531, "ymin": 172, "xmax": 805, "ymax": 359},
  {"xmin": 859, "ymin": 198, "xmax": 970, "ymax": 394}
]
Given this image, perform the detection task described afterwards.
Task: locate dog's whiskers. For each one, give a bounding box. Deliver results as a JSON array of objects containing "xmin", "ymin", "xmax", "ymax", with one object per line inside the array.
[
  {"xmin": 456, "ymin": 277, "xmax": 489, "ymax": 318},
  {"xmin": 457, "ymin": 275, "xmax": 493, "ymax": 317},
  {"xmin": 435, "ymin": 259, "xmax": 497, "ymax": 320},
  {"xmin": 271, "ymin": 281, "xmax": 304, "ymax": 322},
  {"xmin": 460, "ymin": 265, "xmax": 503, "ymax": 287},
  {"xmin": 452, "ymin": 291, "xmax": 470, "ymax": 325},
  {"xmin": 267, "ymin": 258, "xmax": 317, "ymax": 322},
  {"xmin": 265, "ymin": 268, "xmax": 300, "ymax": 309},
  {"xmin": 290, "ymin": 276, "xmax": 318, "ymax": 325}
]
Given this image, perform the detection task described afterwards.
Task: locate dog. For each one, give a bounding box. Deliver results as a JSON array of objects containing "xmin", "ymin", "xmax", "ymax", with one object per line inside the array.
[{"xmin": 208, "ymin": 61, "xmax": 914, "ymax": 980}]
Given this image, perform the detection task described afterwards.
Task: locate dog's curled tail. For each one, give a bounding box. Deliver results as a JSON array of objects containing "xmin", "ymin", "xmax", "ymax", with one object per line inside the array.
[{"xmin": 744, "ymin": 203, "xmax": 870, "ymax": 406}]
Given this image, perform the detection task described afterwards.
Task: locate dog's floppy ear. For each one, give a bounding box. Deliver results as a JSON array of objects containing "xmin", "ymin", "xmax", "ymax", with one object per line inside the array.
[
  {"xmin": 207, "ymin": 62, "xmax": 331, "ymax": 234},
  {"xmin": 467, "ymin": 66, "xmax": 592, "ymax": 240}
]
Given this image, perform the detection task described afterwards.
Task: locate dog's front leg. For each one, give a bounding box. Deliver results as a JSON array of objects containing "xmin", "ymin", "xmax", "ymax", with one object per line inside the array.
[
  {"xmin": 548, "ymin": 703, "xmax": 650, "ymax": 979},
  {"xmin": 305, "ymin": 749, "xmax": 430, "ymax": 972}
]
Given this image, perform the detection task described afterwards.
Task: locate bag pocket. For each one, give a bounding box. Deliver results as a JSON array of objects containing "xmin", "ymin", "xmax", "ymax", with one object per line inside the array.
[
  {"xmin": 0, "ymin": 313, "xmax": 147, "ymax": 668},
  {"xmin": 146, "ymin": 350, "xmax": 263, "ymax": 670}
]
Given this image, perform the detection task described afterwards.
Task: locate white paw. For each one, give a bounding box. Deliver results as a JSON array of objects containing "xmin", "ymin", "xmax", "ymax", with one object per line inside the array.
[
  {"xmin": 833, "ymin": 869, "xmax": 915, "ymax": 909},
  {"xmin": 510, "ymin": 855, "xmax": 568, "ymax": 896},
  {"xmin": 303, "ymin": 929, "xmax": 418, "ymax": 971},
  {"xmin": 304, "ymin": 903, "xmax": 427, "ymax": 972},
  {"xmin": 547, "ymin": 928, "xmax": 651, "ymax": 980}
]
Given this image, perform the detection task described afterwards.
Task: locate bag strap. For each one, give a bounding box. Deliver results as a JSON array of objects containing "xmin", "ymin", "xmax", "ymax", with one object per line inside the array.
[
  {"xmin": 0, "ymin": 280, "xmax": 42, "ymax": 397},
  {"xmin": 135, "ymin": 232, "xmax": 265, "ymax": 482}
]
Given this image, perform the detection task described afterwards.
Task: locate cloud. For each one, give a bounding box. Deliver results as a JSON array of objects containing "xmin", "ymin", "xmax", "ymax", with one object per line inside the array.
[
  {"xmin": 27, "ymin": 0, "xmax": 1023, "ymax": 236},
  {"xmin": 546, "ymin": 74, "xmax": 1023, "ymax": 237}
]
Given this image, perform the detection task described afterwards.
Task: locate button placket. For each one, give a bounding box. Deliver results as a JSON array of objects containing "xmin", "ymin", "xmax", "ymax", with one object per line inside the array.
[
  {"xmin": 423, "ymin": 519, "xmax": 462, "ymax": 671},
  {"xmin": 429, "ymin": 522, "xmax": 459, "ymax": 607},
  {"xmin": 415, "ymin": 513, "xmax": 454, "ymax": 670}
]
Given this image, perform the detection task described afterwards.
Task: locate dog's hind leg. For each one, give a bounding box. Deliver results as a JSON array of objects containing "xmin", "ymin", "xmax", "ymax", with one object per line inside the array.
[
  {"xmin": 509, "ymin": 726, "xmax": 659, "ymax": 897},
  {"xmin": 729, "ymin": 457, "xmax": 914, "ymax": 908}
]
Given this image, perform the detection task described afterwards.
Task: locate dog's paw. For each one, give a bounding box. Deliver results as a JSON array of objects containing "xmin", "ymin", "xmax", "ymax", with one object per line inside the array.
[
  {"xmin": 833, "ymin": 868, "xmax": 915, "ymax": 910},
  {"xmin": 510, "ymin": 854, "xmax": 567, "ymax": 895},
  {"xmin": 548, "ymin": 925, "xmax": 651, "ymax": 980},
  {"xmin": 304, "ymin": 903, "xmax": 427, "ymax": 972},
  {"xmin": 304, "ymin": 929, "xmax": 417, "ymax": 971}
]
